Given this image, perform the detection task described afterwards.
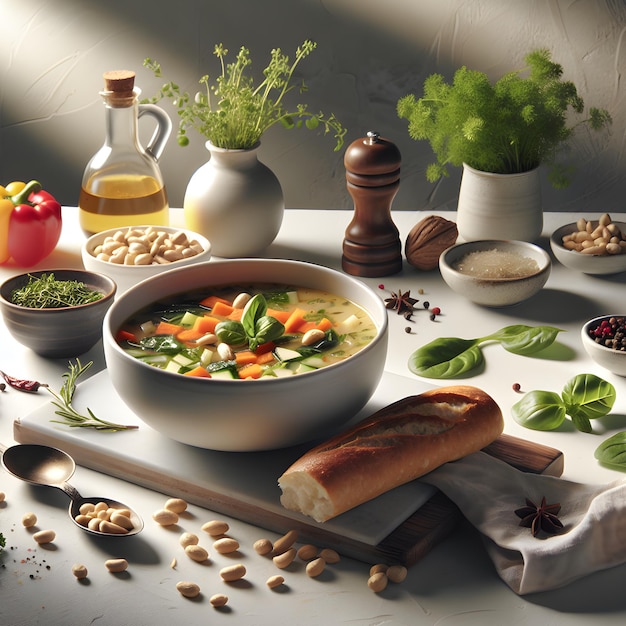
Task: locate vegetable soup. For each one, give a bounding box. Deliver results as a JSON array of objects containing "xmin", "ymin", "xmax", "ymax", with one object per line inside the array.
[{"xmin": 116, "ymin": 283, "xmax": 377, "ymax": 379}]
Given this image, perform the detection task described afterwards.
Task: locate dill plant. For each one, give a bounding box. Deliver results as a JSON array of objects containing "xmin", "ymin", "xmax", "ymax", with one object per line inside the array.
[
  {"xmin": 397, "ymin": 49, "xmax": 611, "ymax": 187},
  {"xmin": 143, "ymin": 40, "xmax": 346, "ymax": 151}
]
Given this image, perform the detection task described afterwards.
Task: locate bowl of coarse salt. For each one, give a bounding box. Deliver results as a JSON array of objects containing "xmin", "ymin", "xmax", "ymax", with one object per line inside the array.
[{"xmin": 439, "ymin": 240, "xmax": 551, "ymax": 307}]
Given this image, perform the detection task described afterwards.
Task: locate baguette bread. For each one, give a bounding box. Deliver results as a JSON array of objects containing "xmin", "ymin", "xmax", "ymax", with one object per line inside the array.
[{"xmin": 278, "ymin": 385, "xmax": 503, "ymax": 522}]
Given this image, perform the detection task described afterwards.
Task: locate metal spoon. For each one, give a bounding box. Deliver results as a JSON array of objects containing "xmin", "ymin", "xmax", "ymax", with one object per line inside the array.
[{"xmin": 1, "ymin": 443, "xmax": 143, "ymax": 537}]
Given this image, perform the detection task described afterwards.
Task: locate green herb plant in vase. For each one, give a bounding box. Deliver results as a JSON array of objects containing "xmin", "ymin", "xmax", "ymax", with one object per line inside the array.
[
  {"xmin": 397, "ymin": 49, "xmax": 611, "ymax": 242},
  {"xmin": 144, "ymin": 41, "xmax": 346, "ymax": 257}
]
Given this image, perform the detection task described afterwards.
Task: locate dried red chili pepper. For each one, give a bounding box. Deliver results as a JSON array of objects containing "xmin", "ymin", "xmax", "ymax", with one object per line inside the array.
[{"xmin": 0, "ymin": 371, "xmax": 47, "ymax": 393}]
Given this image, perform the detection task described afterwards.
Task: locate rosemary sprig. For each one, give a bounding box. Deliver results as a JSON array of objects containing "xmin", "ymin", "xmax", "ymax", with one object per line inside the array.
[{"xmin": 48, "ymin": 360, "xmax": 137, "ymax": 432}]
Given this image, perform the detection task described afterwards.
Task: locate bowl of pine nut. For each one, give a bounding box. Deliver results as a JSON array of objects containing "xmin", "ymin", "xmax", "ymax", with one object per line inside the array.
[
  {"xmin": 81, "ymin": 225, "xmax": 211, "ymax": 294},
  {"xmin": 550, "ymin": 214, "xmax": 626, "ymax": 275}
]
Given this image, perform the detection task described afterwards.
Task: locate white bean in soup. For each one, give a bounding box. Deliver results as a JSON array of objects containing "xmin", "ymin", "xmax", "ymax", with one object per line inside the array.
[{"xmin": 115, "ymin": 283, "xmax": 377, "ymax": 379}]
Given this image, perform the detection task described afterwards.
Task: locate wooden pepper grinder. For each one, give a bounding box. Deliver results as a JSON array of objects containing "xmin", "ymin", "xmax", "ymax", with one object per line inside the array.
[{"xmin": 342, "ymin": 131, "xmax": 402, "ymax": 277}]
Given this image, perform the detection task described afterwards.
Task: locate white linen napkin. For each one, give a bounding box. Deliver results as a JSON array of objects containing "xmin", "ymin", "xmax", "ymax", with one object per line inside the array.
[{"xmin": 419, "ymin": 451, "xmax": 626, "ymax": 595}]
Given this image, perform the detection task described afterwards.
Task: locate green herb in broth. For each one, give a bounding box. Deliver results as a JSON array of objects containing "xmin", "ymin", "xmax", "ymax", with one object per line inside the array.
[{"xmin": 117, "ymin": 284, "xmax": 375, "ymax": 379}]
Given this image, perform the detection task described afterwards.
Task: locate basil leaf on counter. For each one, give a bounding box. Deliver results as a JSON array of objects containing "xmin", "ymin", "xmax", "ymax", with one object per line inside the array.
[
  {"xmin": 512, "ymin": 373, "xmax": 616, "ymax": 433},
  {"xmin": 562, "ymin": 373, "xmax": 616, "ymax": 420},
  {"xmin": 511, "ymin": 390, "xmax": 566, "ymax": 430},
  {"xmin": 408, "ymin": 324, "xmax": 562, "ymax": 379},
  {"xmin": 595, "ymin": 432, "xmax": 626, "ymax": 469}
]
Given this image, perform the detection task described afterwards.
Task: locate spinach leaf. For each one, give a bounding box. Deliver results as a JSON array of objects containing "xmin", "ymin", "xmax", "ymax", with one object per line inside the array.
[
  {"xmin": 490, "ymin": 325, "xmax": 562, "ymax": 356},
  {"xmin": 595, "ymin": 432, "xmax": 626, "ymax": 469},
  {"xmin": 408, "ymin": 337, "xmax": 482, "ymax": 378},
  {"xmin": 408, "ymin": 324, "xmax": 562, "ymax": 379},
  {"xmin": 511, "ymin": 390, "xmax": 566, "ymax": 430},
  {"xmin": 138, "ymin": 335, "xmax": 183, "ymax": 354}
]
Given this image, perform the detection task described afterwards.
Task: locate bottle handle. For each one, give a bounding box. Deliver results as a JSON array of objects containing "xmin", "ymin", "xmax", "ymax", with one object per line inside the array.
[{"xmin": 138, "ymin": 104, "xmax": 172, "ymax": 161}]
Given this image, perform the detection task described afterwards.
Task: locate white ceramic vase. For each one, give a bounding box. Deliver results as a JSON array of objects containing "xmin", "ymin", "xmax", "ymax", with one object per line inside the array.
[
  {"xmin": 183, "ymin": 142, "xmax": 285, "ymax": 257},
  {"xmin": 456, "ymin": 163, "xmax": 543, "ymax": 242}
]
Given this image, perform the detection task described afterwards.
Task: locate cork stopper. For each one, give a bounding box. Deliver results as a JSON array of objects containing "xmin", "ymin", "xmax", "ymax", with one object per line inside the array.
[{"xmin": 102, "ymin": 70, "xmax": 136, "ymax": 106}]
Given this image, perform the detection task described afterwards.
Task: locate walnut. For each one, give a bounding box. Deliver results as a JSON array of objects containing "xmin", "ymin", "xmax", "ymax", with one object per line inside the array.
[{"xmin": 405, "ymin": 215, "xmax": 458, "ymax": 270}]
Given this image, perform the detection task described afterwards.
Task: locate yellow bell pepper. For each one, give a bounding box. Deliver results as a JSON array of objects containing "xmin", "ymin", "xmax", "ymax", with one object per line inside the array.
[{"xmin": 0, "ymin": 185, "xmax": 14, "ymax": 264}]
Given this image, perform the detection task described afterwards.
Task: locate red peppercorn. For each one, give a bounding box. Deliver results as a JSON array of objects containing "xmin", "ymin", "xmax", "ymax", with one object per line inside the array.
[
  {"xmin": 431, "ymin": 306, "xmax": 441, "ymax": 316},
  {"xmin": 512, "ymin": 382, "xmax": 522, "ymax": 392}
]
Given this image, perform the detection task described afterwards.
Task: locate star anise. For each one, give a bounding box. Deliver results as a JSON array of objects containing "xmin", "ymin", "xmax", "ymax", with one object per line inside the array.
[
  {"xmin": 384, "ymin": 289, "xmax": 418, "ymax": 315},
  {"xmin": 515, "ymin": 496, "xmax": 563, "ymax": 537}
]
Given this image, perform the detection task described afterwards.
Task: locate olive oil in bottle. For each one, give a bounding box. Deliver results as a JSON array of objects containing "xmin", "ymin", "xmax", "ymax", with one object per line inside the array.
[{"xmin": 79, "ymin": 70, "xmax": 171, "ymax": 234}]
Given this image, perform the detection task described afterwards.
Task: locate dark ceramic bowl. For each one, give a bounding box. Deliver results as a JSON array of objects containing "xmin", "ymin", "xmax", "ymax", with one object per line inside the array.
[{"xmin": 0, "ymin": 269, "xmax": 116, "ymax": 357}]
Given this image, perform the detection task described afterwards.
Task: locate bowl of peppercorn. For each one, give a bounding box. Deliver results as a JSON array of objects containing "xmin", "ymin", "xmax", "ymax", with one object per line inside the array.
[
  {"xmin": 581, "ymin": 315, "xmax": 626, "ymax": 376},
  {"xmin": 0, "ymin": 269, "xmax": 116, "ymax": 357}
]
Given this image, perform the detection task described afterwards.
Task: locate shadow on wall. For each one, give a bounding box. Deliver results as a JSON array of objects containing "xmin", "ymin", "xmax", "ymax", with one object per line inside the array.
[{"xmin": 0, "ymin": 0, "xmax": 624, "ymax": 212}]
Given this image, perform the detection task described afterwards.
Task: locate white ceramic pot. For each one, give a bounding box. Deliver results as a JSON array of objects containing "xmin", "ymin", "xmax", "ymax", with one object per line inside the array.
[
  {"xmin": 456, "ymin": 163, "xmax": 543, "ymax": 242},
  {"xmin": 183, "ymin": 142, "xmax": 285, "ymax": 257}
]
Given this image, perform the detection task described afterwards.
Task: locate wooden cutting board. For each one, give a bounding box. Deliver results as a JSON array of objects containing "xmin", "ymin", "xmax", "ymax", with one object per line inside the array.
[{"xmin": 13, "ymin": 370, "xmax": 563, "ymax": 566}]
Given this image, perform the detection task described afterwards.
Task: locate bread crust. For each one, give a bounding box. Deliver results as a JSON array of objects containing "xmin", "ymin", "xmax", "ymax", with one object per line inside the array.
[{"xmin": 278, "ymin": 385, "xmax": 503, "ymax": 522}]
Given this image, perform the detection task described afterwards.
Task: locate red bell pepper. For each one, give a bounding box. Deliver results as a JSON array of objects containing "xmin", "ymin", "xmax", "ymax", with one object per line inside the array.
[{"xmin": 1, "ymin": 180, "xmax": 62, "ymax": 267}]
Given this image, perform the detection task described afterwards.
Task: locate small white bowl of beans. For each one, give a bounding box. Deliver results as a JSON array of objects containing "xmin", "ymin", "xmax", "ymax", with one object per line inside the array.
[
  {"xmin": 82, "ymin": 225, "xmax": 211, "ymax": 294},
  {"xmin": 581, "ymin": 315, "xmax": 626, "ymax": 376},
  {"xmin": 550, "ymin": 214, "xmax": 626, "ymax": 275}
]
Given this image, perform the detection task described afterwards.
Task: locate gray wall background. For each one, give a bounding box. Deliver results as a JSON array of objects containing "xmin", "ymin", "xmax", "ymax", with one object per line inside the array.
[{"xmin": 1, "ymin": 0, "xmax": 624, "ymax": 213}]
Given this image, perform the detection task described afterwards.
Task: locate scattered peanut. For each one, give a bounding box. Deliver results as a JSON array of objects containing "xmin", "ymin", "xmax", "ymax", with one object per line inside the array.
[
  {"xmin": 176, "ymin": 581, "xmax": 201, "ymax": 599},
  {"xmin": 72, "ymin": 563, "xmax": 89, "ymax": 580},
  {"xmin": 33, "ymin": 529, "xmax": 55, "ymax": 545},
  {"xmin": 21, "ymin": 512, "xmax": 37, "ymax": 528},
  {"xmin": 369, "ymin": 563, "xmax": 388, "ymax": 576},
  {"xmin": 219, "ymin": 563, "xmax": 246, "ymax": 582},
  {"xmin": 152, "ymin": 509, "xmax": 179, "ymax": 526},
  {"xmin": 179, "ymin": 532, "xmax": 199, "ymax": 548},
  {"xmin": 367, "ymin": 571, "xmax": 388, "ymax": 593},
  {"xmin": 202, "ymin": 519, "xmax": 230, "ymax": 536},
  {"xmin": 0, "ymin": 491, "xmax": 5, "ymax": 502},
  {"xmin": 213, "ymin": 537, "xmax": 240, "ymax": 554},
  {"xmin": 210, "ymin": 593, "xmax": 229, "ymax": 607},
  {"xmin": 387, "ymin": 564, "xmax": 408, "ymax": 583},
  {"xmin": 561, "ymin": 214, "xmax": 626, "ymax": 256},
  {"xmin": 319, "ymin": 548, "xmax": 340, "ymax": 564},
  {"xmin": 306, "ymin": 557, "xmax": 326, "ymax": 578},
  {"xmin": 185, "ymin": 544, "xmax": 209, "ymax": 563},
  {"xmin": 297, "ymin": 544, "xmax": 319, "ymax": 561},
  {"xmin": 272, "ymin": 529, "xmax": 298, "ymax": 555},
  {"xmin": 105, "ymin": 558, "xmax": 129, "ymax": 573},
  {"xmin": 93, "ymin": 227, "xmax": 204, "ymax": 266},
  {"xmin": 273, "ymin": 547, "xmax": 297, "ymax": 570},
  {"xmin": 165, "ymin": 498, "xmax": 188, "ymax": 514},
  {"xmin": 253, "ymin": 538, "xmax": 273, "ymax": 556},
  {"xmin": 266, "ymin": 574, "xmax": 285, "ymax": 589}
]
